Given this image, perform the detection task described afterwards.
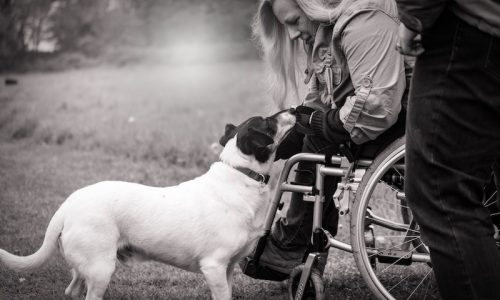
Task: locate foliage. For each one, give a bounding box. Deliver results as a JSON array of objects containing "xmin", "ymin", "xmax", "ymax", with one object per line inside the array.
[
  {"xmin": 0, "ymin": 0, "xmax": 258, "ymax": 66},
  {"xmin": 0, "ymin": 0, "xmax": 54, "ymax": 56}
]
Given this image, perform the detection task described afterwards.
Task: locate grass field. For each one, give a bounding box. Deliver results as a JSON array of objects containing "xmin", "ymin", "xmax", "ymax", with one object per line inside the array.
[{"xmin": 0, "ymin": 60, "xmax": 374, "ymax": 299}]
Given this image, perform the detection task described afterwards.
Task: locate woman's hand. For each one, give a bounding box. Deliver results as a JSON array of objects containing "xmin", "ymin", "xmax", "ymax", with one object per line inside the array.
[{"xmin": 294, "ymin": 105, "xmax": 316, "ymax": 135}]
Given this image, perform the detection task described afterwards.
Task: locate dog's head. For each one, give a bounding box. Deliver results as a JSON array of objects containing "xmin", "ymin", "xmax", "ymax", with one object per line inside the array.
[{"xmin": 219, "ymin": 109, "xmax": 296, "ymax": 164}]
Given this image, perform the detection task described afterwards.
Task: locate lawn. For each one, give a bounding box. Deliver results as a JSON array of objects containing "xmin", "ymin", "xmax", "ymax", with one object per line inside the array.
[{"xmin": 0, "ymin": 60, "xmax": 373, "ymax": 299}]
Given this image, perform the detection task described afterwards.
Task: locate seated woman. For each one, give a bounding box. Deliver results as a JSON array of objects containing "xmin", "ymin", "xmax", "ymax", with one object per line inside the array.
[{"xmin": 242, "ymin": 0, "xmax": 407, "ymax": 280}]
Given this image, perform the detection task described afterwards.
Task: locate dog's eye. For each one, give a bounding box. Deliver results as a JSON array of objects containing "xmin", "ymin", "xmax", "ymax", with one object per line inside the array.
[{"xmin": 266, "ymin": 120, "xmax": 277, "ymax": 135}]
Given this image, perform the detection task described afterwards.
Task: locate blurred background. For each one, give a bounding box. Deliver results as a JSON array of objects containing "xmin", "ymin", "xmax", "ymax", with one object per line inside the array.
[
  {"xmin": 0, "ymin": 1, "xmax": 371, "ymax": 299},
  {"xmin": 0, "ymin": 0, "xmax": 260, "ymax": 70}
]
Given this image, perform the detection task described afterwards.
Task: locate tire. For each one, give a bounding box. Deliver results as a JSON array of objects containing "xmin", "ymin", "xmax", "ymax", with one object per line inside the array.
[
  {"xmin": 288, "ymin": 264, "xmax": 324, "ymax": 300},
  {"xmin": 350, "ymin": 136, "xmax": 438, "ymax": 300},
  {"xmin": 350, "ymin": 136, "xmax": 499, "ymax": 299}
]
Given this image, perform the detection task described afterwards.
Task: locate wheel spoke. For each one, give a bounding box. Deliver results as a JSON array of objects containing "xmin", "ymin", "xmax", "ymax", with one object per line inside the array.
[
  {"xmin": 391, "ymin": 165, "xmax": 404, "ymax": 179},
  {"xmin": 387, "ymin": 273, "xmax": 413, "ymax": 293},
  {"xmin": 483, "ymin": 191, "xmax": 497, "ymax": 207},
  {"xmin": 407, "ymin": 268, "xmax": 434, "ymax": 300}
]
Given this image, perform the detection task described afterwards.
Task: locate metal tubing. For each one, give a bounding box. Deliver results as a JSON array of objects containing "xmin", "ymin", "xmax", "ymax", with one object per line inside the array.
[
  {"xmin": 319, "ymin": 166, "xmax": 346, "ymax": 177},
  {"xmin": 280, "ymin": 183, "xmax": 313, "ymax": 194},
  {"xmin": 412, "ymin": 252, "xmax": 432, "ymax": 263},
  {"xmin": 312, "ymin": 166, "xmax": 324, "ymax": 232},
  {"xmin": 295, "ymin": 253, "xmax": 319, "ymax": 300},
  {"xmin": 370, "ymin": 215, "xmax": 409, "ymax": 232},
  {"xmin": 367, "ymin": 209, "xmax": 409, "ymax": 232},
  {"xmin": 327, "ymin": 237, "xmax": 431, "ymax": 263},
  {"xmin": 288, "ymin": 152, "xmax": 328, "ymax": 165},
  {"xmin": 263, "ymin": 153, "xmax": 329, "ymax": 231},
  {"xmin": 263, "ymin": 190, "xmax": 284, "ymax": 230},
  {"xmin": 327, "ymin": 237, "xmax": 353, "ymax": 253},
  {"xmin": 263, "ymin": 152, "xmax": 373, "ymax": 250},
  {"xmin": 356, "ymin": 159, "xmax": 374, "ymax": 167}
]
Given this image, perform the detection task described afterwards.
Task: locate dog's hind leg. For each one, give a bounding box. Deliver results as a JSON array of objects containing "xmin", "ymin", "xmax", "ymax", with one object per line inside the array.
[
  {"xmin": 200, "ymin": 260, "xmax": 231, "ymax": 300},
  {"xmin": 82, "ymin": 258, "xmax": 116, "ymax": 300},
  {"xmin": 65, "ymin": 268, "xmax": 85, "ymax": 299}
]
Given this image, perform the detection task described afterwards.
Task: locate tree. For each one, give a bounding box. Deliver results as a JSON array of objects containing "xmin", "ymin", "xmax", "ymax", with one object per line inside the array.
[{"xmin": 0, "ymin": 0, "xmax": 54, "ymax": 57}]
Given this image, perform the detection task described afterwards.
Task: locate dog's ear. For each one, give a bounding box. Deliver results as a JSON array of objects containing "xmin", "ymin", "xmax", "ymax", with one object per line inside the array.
[
  {"xmin": 219, "ymin": 123, "xmax": 237, "ymax": 146},
  {"xmin": 248, "ymin": 127, "xmax": 274, "ymax": 147},
  {"xmin": 238, "ymin": 127, "xmax": 274, "ymax": 163}
]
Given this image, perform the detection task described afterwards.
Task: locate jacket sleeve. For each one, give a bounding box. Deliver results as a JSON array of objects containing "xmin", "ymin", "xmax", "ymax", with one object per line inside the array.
[
  {"xmin": 309, "ymin": 109, "xmax": 351, "ymax": 143},
  {"xmin": 397, "ymin": 0, "xmax": 450, "ymax": 32},
  {"xmin": 336, "ymin": 10, "xmax": 405, "ymax": 144}
]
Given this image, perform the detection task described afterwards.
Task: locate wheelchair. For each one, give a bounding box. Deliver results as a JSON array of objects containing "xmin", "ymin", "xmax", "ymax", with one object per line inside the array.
[{"xmin": 242, "ymin": 135, "xmax": 500, "ymax": 300}]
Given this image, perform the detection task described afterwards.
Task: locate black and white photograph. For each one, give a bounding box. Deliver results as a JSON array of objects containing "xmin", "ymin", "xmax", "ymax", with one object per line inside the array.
[{"xmin": 1, "ymin": 0, "xmax": 499, "ymax": 299}]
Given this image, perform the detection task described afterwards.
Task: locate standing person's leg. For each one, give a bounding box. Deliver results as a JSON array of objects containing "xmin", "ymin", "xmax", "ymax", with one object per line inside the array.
[{"xmin": 406, "ymin": 9, "xmax": 500, "ymax": 300}]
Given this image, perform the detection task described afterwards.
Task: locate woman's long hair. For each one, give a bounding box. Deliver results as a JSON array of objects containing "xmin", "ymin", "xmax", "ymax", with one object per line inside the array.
[
  {"xmin": 253, "ymin": 0, "xmax": 352, "ymax": 109},
  {"xmin": 252, "ymin": 0, "xmax": 301, "ymax": 110}
]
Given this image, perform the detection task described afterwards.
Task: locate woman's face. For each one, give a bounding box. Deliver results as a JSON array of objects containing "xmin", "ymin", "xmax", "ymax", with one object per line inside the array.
[{"xmin": 272, "ymin": 0, "xmax": 316, "ymax": 44}]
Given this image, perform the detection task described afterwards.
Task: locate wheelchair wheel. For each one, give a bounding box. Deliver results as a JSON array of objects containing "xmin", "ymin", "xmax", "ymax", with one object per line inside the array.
[
  {"xmin": 350, "ymin": 136, "xmax": 438, "ymax": 300},
  {"xmin": 484, "ymin": 171, "xmax": 500, "ymax": 246},
  {"xmin": 288, "ymin": 264, "xmax": 324, "ymax": 300}
]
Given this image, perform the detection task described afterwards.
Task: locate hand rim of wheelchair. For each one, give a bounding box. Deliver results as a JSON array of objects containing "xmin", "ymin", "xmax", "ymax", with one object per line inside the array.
[
  {"xmin": 265, "ymin": 135, "xmax": 498, "ymax": 299},
  {"xmin": 349, "ymin": 136, "xmax": 435, "ymax": 300}
]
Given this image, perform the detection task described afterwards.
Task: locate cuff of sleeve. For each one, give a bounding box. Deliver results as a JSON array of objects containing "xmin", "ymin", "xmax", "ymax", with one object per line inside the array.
[
  {"xmin": 309, "ymin": 110, "xmax": 326, "ymax": 137},
  {"xmin": 310, "ymin": 109, "xmax": 351, "ymax": 143},
  {"xmin": 398, "ymin": 11, "xmax": 423, "ymax": 33}
]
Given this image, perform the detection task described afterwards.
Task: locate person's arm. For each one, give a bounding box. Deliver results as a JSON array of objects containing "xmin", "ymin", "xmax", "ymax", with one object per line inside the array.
[
  {"xmin": 309, "ymin": 10, "xmax": 405, "ymax": 145},
  {"xmin": 397, "ymin": 0, "xmax": 450, "ymax": 33}
]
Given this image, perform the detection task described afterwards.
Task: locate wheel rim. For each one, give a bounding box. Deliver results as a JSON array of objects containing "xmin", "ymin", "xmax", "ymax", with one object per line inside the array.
[{"xmin": 354, "ymin": 144, "xmax": 438, "ymax": 300}]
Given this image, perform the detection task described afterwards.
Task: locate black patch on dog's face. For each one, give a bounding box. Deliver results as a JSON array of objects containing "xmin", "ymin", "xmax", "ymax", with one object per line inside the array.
[{"xmin": 219, "ymin": 116, "xmax": 278, "ymax": 163}]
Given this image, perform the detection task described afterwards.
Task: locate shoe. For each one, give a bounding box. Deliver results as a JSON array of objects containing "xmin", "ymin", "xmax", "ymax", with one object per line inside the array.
[
  {"xmin": 239, "ymin": 237, "xmax": 306, "ymax": 281},
  {"xmin": 239, "ymin": 256, "xmax": 289, "ymax": 281}
]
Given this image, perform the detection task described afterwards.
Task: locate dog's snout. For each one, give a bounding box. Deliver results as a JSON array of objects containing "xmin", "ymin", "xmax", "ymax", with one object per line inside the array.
[
  {"xmin": 289, "ymin": 107, "xmax": 296, "ymax": 115},
  {"xmin": 276, "ymin": 110, "xmax": 296, "ymax": 127}
]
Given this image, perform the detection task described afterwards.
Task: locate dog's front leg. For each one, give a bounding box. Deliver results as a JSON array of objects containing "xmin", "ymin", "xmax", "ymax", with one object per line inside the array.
[
  {"xmin": 200, "ymin": 260, "xmax": 231, "ymax": 300},
  {"xmin": 226, "ymin": 263, "xmax": 236, "ymax": 297}
]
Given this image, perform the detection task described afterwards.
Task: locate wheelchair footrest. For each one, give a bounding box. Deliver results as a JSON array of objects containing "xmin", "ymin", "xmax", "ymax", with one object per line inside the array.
[{"xmin": 377, "ymin": 249, "xmax": 412, "ymax": 265}]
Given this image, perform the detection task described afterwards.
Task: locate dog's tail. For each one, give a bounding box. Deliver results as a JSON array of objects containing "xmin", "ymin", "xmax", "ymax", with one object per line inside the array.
[{"xmin": 0, "ymin": 204, "xmax": 65, "ymax": 272}]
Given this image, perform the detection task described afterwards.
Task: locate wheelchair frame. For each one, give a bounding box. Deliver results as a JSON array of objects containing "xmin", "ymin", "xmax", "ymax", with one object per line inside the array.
[{"xmin": 250, "ymin": 136, "xmax": 436, "ymax": 300}]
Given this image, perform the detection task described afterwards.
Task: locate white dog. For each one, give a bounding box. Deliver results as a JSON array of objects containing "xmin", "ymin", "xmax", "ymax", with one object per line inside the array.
[{"xmin": 0, "ymin": 110, "xmax": 296, "ymax": 300}]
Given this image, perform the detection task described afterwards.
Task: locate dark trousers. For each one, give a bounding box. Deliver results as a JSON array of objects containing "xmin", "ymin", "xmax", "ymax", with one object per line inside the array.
[
  {"xmin": 272, "ymin": 135, "xmax": 339, "ymax": 250},
  {"xmin": 406, "ymin": 9, "xmax": 500, "ymax": 300}
]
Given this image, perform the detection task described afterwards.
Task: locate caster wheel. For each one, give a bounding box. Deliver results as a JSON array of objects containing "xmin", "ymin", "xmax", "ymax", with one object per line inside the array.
[{"xmin": 288, "ymin": 264, "xmax": 324, "ymax": 300}]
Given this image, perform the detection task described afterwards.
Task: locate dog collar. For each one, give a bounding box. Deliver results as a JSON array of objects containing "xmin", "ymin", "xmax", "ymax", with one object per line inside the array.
[{"xmin": 234, "ymin": 166, "xmax": 270, "ymax": 185}]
